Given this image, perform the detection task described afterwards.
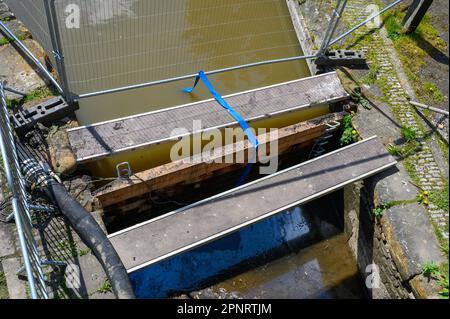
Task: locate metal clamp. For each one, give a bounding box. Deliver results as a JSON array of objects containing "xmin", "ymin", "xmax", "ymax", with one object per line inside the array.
[
  {"xmin": 116, "ymin": 162, "xmax": 133, "ymax": 179},
  {"xmin": 326, "ymin": 121, "xmax": 341, "ymax": 132},
  {"xmin": 52, "ymin": 50, "xmax": 63, "ymax": 60}
]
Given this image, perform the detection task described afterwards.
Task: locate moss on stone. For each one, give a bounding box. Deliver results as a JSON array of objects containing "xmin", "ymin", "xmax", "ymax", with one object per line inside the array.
[
  {"xmin": 382, "ymin": 10, "xmax": 447, "ymax": 105},
  {"xmin": 0, "ymin": 270, "xmax": 8, "ymax": 299}
]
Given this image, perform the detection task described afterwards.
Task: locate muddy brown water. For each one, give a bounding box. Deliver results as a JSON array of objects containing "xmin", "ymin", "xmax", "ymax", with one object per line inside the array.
[
  {"xmin": 71, "ymin": 0, "xmax": 311, "ymax": 125},
  {"xmin": 204, "ymin": 234, "xmax": 367, "ymax": 299}
]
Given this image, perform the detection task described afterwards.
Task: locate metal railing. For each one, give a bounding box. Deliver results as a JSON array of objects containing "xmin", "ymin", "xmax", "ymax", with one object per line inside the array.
[{"xmin": 0, "ymin": 82, "xmax": 49, "ymax": 299}]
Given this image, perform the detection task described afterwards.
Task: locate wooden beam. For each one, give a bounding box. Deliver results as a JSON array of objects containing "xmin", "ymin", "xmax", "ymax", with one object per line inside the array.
[{"xmin": 94, "ymin": 112, "xmax": 345, "ymax": 208}]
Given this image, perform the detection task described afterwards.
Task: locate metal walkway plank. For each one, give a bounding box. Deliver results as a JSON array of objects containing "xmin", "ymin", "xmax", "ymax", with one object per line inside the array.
[
  {"xmin": 108, "ymin": 136, "xmax": 396, "ymax": 273},
  {"xmin": 67, "ymin": 72, "xmax": 348, "ymax": 163}
]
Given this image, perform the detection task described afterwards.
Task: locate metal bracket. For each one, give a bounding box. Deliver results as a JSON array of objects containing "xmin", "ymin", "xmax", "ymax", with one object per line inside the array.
[
  {"xmin": 52, "ymin": 50, "xmax": 64, "ymax": 60},
  {"xmin": 116, "ymin": 162, "xmax": 133, "ymax": 179},
  {"xmin": 3, "ymin": 85, "xmax": 26, "ymax": 97},
  {"xmin": 17, "ymin": 259, "xmax": 67, "ymax": 276},
  {"xmin": 326, "ymin": 121, "xmax": 341, "ymax": 132},
  {"xmin": 29, "ymin": 203, "xmax": 56, "ymax": 213},
  {"xmin": 309, "ymin": 121, "xmax": 342, "ymax": 159}
]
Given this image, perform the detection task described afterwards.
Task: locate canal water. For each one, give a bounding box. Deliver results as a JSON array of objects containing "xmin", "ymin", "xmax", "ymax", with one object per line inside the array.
[
  {"xmin": 128, "ymin": 192, "xmax": 367, "ymax": 299},
  {"xmin": 200, "ymin": 234, "xmax": 366, "ymax": 299},
  {"xmin": 65, "ymin": 0, "xmax": 311, "ymax": 125}
]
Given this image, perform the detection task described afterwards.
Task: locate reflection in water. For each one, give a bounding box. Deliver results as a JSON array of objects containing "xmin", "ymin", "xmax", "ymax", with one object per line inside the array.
[
  {"xmin": 128, "ymin": 194, "xmax": 366, "ymax": 299},
  {"xmin": 86, "ymin": 0, "xmax": 138, "ymax": 25}
]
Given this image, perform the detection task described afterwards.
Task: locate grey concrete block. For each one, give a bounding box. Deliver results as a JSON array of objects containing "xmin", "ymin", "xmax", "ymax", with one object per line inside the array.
[{"xmin": 385, "ymin": 203, "xmax": 445, "ymax": 279}]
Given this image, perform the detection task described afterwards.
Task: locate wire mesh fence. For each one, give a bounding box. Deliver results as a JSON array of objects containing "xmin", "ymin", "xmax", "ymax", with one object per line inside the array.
[
  {"xmin": 0, "ymin": 82, "xmax": 49, "ymax": 299},
  {"xmin": 5, "ymin": 0, "xmax": 402, "ymax": 101},
  {"xmin": 7, "ymin": 0, "xmax": 308, "ymax": 98}
]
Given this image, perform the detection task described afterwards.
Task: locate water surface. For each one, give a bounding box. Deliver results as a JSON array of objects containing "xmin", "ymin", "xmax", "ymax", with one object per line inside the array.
[{"xmin": 54, "ymin": 0, "xmax": 310, "ymax": 124}]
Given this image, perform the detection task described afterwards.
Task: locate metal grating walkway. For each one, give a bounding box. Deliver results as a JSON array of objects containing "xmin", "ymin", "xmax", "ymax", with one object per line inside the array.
[
  {"xmin": 108, "ymin": 136, "xmax": 397, "ymax": 273},
  {"xmin": 67, "ymin": 72, "xmax": 348, "ymax": 163}
]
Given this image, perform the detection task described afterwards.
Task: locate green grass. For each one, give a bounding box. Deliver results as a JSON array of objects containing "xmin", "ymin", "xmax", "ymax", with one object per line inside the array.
[
  {"xmin": 372, "ymin": 199, "xmax": 416, "ymax": 219},
  {"xmin": 439, "ymin": 275, "xmax": 449, "ymax": 298},
  {"xmin": 422, "ymin": 262, "xmax": 440, "ymax": 279},
  {"xmin": 363, "ymin": 63, "xmax": 381, "ymax": 86},
  {"xmin": 401, "ymin": 126, "xmax": 417, "ymax": 142},
  {"xmin": 388, "ymin": 144, "xmax": 403, "ymax": 157},
  {"xmin": 429, "ymin": 182, "xmax": 449, "ymax": 212},
  {"xmin": 423, "ymin": 82, "xmax": 445, "ymax": 103},
  {"xmin": 437, "ymin": 138, "xmax": 449, "ymax": 163},
  {"xmin": 0, "ymin": 33, "xmax": 28, "ymax": 47},
  {"xmin": 0, "ymin": 37, "xmax": 11, "ymax": 46},
  {"xmin": 97, "ymin": 280, "xmax": 112, "ymax": 294},
  {"xmin": 422, "ymin": 262, "xmax": 449, "ymax": 299},
  {"xmin": 385, "ymin": 14, "xmax": 402, "ymax": 41},
  {"xmin": 373, "ymin": 207, "xmax": 384, "ymax": 219},
  {"xmin": 78, "ymin": 248, "xmax": 91, "ymax": 257}
]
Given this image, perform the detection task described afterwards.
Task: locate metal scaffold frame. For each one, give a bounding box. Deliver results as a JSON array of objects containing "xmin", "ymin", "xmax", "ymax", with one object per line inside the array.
[{"xmin": 0, "ymin": 0, "xmax": 405, "ymax": 299}]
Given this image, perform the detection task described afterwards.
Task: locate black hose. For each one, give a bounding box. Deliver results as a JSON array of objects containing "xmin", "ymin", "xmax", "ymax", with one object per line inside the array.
[
  {"xmin": 43, "ymin": 181, "xmax": 135, "ymax": 299},
  {"xmin": 17, "ymin": 144, "xmax": 135, "ymax": 299}
]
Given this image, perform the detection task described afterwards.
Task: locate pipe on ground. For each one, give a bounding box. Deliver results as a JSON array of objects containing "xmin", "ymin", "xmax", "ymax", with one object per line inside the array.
[
  {"xmin": 44, "ymin": 181, "xmax": 135, "ymax": 299},
  {"xmin": 18, "ymin": 145, "xmax": 135, "ymax": 299}
]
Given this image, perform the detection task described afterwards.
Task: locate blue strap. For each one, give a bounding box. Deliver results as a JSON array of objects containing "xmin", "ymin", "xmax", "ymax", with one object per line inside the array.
[
  {"xmin": 183, "ymin": 71, "xmax": 259, "ymax": 149},
  {"xmin": 237, "ymin": 157, "xmax": 256, "ymax": 187}
]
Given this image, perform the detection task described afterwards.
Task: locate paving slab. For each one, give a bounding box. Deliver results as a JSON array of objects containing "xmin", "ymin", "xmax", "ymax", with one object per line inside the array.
[{"xmin": 0, "ymin": 38, "xmax": 48, "ymax": 98}]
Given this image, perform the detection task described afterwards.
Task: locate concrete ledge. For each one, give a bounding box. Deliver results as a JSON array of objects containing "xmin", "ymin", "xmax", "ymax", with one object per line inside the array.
[
  {"xmin": 1, "ymin": 257, "xmax": 27, "ymax": 299},
  {"xmin": 286, "ymin": 0, "xmax": 318, "ymax": 74}
]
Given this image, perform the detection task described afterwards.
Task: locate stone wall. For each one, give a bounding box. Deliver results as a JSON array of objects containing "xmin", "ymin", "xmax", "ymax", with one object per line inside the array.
[
  {"xmin": 344, "ymin": 169, "xmax": 445, "ymax": 299},
  {"xmin": 344, "ymin": 180, "xmax": 411, "ymax": 299}
]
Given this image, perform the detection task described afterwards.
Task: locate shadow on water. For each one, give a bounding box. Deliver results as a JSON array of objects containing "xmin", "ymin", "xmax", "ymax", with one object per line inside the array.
[{"xmin": 129, "ymin": 190, "xmax": 368, "ymax": 299}]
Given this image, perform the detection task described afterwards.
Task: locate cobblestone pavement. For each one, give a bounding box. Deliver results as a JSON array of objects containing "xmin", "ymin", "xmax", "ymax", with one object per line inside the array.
[{"xmin": 343, "ymin": 0, "xmax": 449, "ymax": 239}]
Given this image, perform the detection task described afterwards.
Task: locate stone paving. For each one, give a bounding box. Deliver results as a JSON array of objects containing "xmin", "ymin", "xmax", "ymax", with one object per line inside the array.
[{"xmin": 342, "ymin": 0, "xmax": 448, "ymax": 239}]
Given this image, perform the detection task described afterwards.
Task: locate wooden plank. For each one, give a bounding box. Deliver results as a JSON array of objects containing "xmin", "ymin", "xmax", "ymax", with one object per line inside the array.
[
  {"xmin": 94, "ymin": 112, "xmax": 344, "ymax": 208},
  {"xmin": 67, "ymin": 72, "xmax": 348, "ymax": 163},
  {"xmin": 108, "ymin": 136, "xmax": 397, "ymax": 273}
]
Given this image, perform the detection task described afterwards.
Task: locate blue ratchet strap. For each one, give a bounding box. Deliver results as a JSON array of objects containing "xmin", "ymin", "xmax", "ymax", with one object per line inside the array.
[
  {"xmin": 237, "ymin": 153, "xmax": 256, "ymax": 187},
  {"xmin": 183, "ymin": 70, "xmax": 259, "ymax": 149}
]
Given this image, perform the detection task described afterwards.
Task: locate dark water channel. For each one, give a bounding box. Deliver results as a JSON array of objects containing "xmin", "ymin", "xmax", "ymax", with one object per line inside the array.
[{"xmin": 128, "ymin": 191, "xmax": 367, "ymax": 299}]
